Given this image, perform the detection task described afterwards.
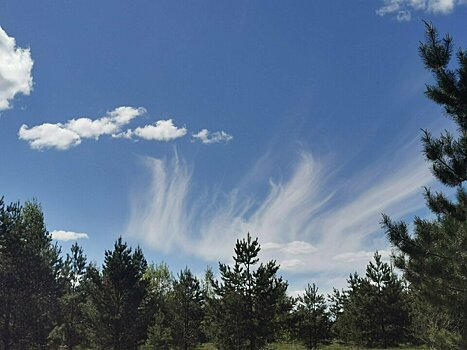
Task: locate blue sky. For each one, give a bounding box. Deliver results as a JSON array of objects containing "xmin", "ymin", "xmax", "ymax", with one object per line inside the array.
[{"xmin": 1, "ymin": 0, "xmax": 466, "ymax": 294}]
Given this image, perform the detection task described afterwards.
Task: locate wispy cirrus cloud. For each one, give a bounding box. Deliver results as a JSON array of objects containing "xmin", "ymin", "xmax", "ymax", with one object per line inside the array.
[
  {"xmin": 51, "ymin": 230, "xmax": 89, "ymax": 241},
  {"xmin": 377, "ymin": 0, "xmax": 467, "ymax": 21},
  {"xmin": 126, "ymin": 140, "xmax": 434, "ymax": 290},
  {"xmin": 19, "ymin": 106, "xmax": 146, "ymax": 150},
  {"xmin": 0, "ymin": 26, "xmax": 33, "ymax": 111}
]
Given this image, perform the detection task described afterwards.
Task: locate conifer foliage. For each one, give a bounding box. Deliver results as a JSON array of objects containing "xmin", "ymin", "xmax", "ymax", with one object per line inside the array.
[
  {"xmin": 0, "ymin": 199, "xmax": 63, "ymax": 349},
  {"xmin": 331, "ymin": 252, "xmax": 409, "ymax": 348},
  {"xmin": 50, "ymin": 243, "xmax": 89, "ymax": 349},
  {"xmin": 86, "ymin": 237, "xmax": 150, "ymax": 350},
  {"xmin": 294, "ymin": 283, "xmax": 331, "ymax": 349},
  {"xmin": 171, "ymin": 268, "xmax": 204, "ymax": 350},
  {"xmin": 382, "ymin": 22, "xmax": 467, "ymax": 349},
  {"xmin": 212, "ymin": 233, "xmax": 288, "ymax": 350}
]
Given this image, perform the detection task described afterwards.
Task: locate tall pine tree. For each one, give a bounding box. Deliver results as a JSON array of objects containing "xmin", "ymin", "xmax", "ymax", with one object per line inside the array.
[
  {"xmin": 382, "ymin": 23, "xmax": 467, "ymax": 349},
  {"xmin": 213, "ymin": 233, "xmax": 288, "ymax": 350},
  {"xmin": 294, "ymin": 283, "xmax": 331, "ymax": 349},
  {"xmin": 86, "ymin": 237, "xmax": 150, "ymax": 350},
  {"xmin": 0, "ymin": 199, "xmax": 63, "ymax": 349},
  {"xmin": 49, "ymin": 243, "xmax": 89, "ymax": 349},
  {"xmin": 171, "ymin": 268, "xmax": 204, "ymax": 350},
  {"xmin": 331, "ymin": 253, "xmax": 408, "ymax": 348},
  {"xmin": 144, "ymin": 262, "xmax": 174, "ymax": 350}
]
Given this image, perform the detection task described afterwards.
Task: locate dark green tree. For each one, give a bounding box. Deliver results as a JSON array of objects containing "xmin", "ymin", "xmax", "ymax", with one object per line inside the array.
[
  {"xmin": 213, "ymin": 233, "xmax": 288, "ymax": 350},
  {"xmin": 144, "ymin": 262, "xmax": 174, "ymax": 350},
  {"xmin": 49, "ymin": 243, "xmax": 89, "ymax": 349},
  {"xmin": 294, "ymin": 283, "xmax": 331, "ymax": 349},
  {"xmin": 0, "ymin": 199, "xmax": 63, "ymax": 350},
  {"xmin": 331, "ymin": 253, "xmax": 409, "ymax": 348},
  {"xmin": 330, "ymin": 272, "xmax": 367, "ymax": 345},
  {"xmin": 86, "ymin": 237, "xmax": 150, "ymax": 350},
  {"xmin": 171, "ymin": 268, "xmax": 204, "ymax": 350},
  {"xmin": 382, "ymin": 22, "xmax": 467, "ymax": 349},
  {"xmin": 200, "ymin": 266, "xmax": 218, "ymax": 343},
  {"xmin": 364, "ymin": 252, "xmax": 409, "ymax": 347}
]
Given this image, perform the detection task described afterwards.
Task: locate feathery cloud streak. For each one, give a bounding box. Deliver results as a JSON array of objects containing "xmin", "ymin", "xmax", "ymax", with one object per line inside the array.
[
  {"xmin": 0, "ymin": 26, "xmax": 33, "ymax": 111},
  {"xmin": 126, "ymin": 143, "xmax": 434, "ymax": 279}
]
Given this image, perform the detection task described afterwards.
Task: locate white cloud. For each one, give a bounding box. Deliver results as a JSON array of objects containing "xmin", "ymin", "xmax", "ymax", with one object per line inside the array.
[
  {"xmin": 66, "ymin": 106, "xmax": 145, "ymax": 139},
  {"xmin": 192, "ymin": 129, "xmax": 233, "ymax": 144},
  {"xmin": 0, "ymin": 26, "xmax": 33, "ymax": 111},
  {"xmin": 18, "ymin": 107, "xmax": 231, "ymax": 150},
  {"xmin": 18, "ymin": 106, "xmax": 145, "ymax": 150},
  {"xmin": 333, "ymin": 250, "xmax": 391, "ymax": 263},
  {"xmin": 377, "ymin": 0, "xmax": 466, "ymax": 20},
  {"xmin": 51, "ymin": 230, "xmax": 89, "ymax": 241},
  {"xmin": 112, "ymin": 129, "xmax": 134, "ymax": 139},
  {"xmin": 18, "ymin": 123, "xmax": 81, "ymax": 150},
  {"xmin": 133, "ymin": 119, "xmax": 187, "ymax": 141},
  {"xmin": 126, "ymin": 141, "xmax": 434, "ymax": 286},
  {"xmin": 263, "ymin": 241, "xmax": 318, "ymax": 255},
  {"xmin": 397, "ymin": 10, "xmax": 412, "ymax": 21}
]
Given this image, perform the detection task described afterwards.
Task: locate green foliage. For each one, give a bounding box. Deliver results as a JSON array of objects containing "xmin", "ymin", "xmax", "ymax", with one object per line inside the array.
[
  {"xmin": 85, "ymin": 237, "xmax": 150, "ymax": 350},
  {"xmin": 49, "ymin": 243, "xmax": 89, "ymax": 349},
  {"xmin": 0, "ymin": 198, "xmax": 63, "ymax": 349},
  {"xmin": 171, "ymin": 268, "xmax": 204, "ymax": 350},
  {"xmin": 382, "ymin": 22, "xmax": 467, "ymax": 349},
  {"xmin": 332, "ymin": 253, "xmax": 409, "ymax": 348},
  {"xmin": 294, "ymin": 283, "xmax": 331, "ymax": 349},
  {"xmin": 144, "ymin": 262, "xmax": 174, "ymax": 349},
  {"xmin": 212, "ymin": 233, "xmax": 289, "ymax": 350},
  {"xmin": 200, "ymin": 266, "xmax": 218, "ymax": 343}
]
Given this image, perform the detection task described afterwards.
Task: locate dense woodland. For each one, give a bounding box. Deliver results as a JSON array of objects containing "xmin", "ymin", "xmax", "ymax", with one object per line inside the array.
[{"xmin": 1, "ymin": 23, "xmax": 466, "ymax": 350}]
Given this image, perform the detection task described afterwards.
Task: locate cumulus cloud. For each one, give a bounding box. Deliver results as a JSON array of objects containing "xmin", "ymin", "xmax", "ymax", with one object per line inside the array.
[
  {"xmin": 18, "ymin": 106, "xmax": 146, "ymax": 150},
  {"xmin": 192, "ymin": 129, "xmax": 233, "ymax": 144},
  {"xmin": 0, "ymin": 26, "xmax": 33, "ymax": 111},
  {"xmin": 126, "ymin": 141, "xmax": 434, "ymax": 288},
  {"xmin": 18, "ymin": 123, "xmax": 81, "ymax": 150},
  {"xmin": 377, "ymin": 0, "xmax": 466, "ymax": 21},
  {"xmin": 51, "ymin": 230, "xmax": 89, "ymax": 241},
  {"xmin": 18, "ymin": 106, "xmax": 232, "ymax": 150},
  {"xmin": 133, "ymin": 119, "xmax": 187, "ymax": 141},
  {"xmin": 66, "ymin": 106, "xmax": 144, "ymax": 139}
]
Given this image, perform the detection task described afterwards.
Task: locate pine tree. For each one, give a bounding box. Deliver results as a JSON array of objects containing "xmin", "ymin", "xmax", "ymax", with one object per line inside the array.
[
  {"xmin": 382, "ymin": 22, "xmax": 467, "ymax": 348},
  {"xmin": 200, "ymin": 266, "xmax": 217, "ymax": 343},
  {"xmin": 295, "ymin": 283, "xmax": 331, "ymax": 349},
  {"xmin": 144, "ymin": 262, "xmax": 174, "ymax": 350},
  {"xmin": 0, "ymin": 199, "xmax": 63, "ymax": 349},
  {"xmin": 330, "ymin": 272, "xmax": 367, "ymax": 345},
  {"xmin": 171, "ymin": 268, "xmax": 204, "ymax": 350},
  {"xmin": 364, "ymin": 252, "xmax": 409, "ymax": 347},
  {"xmin": 213, "ymin": 233, "xmax": 288, "ymax": 350},
  {"xmin": 49, "ymin": 243, "xmax": 89, "ymax": 349},
  {"xmin": 331, "ymin": 253, "xmax": 409, "ymax": 348},
  {"xmin": 86, "ymin": 237, "xmax": 150, "ymax": 350}
]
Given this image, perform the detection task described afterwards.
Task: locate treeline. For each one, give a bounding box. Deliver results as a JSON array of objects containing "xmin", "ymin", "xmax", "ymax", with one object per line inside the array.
[
  {"xmin": 0, "ymin": 201, "xmax": 460, "ymax": 350},
  {"xmin": 1, "ymin": 22, "xmax": 466, "ymax": 350}
]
